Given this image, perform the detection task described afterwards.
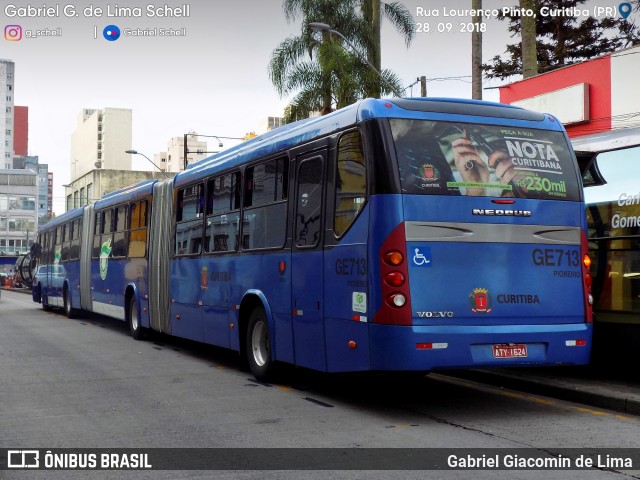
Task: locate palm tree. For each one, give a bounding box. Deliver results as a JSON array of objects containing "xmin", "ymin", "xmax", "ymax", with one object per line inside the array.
[
  {"xmin": 361, "ymin": 1, "xmax": 415, "ymax": 98},
  {"xmin": 269, "ymin": 0, "xmax": 413, "ymax": 121}
]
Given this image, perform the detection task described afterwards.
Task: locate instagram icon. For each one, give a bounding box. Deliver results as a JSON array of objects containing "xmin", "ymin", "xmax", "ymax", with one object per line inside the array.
[{"xmin": 5, "ymin": 25, "xmax": 22, "ymax": 41}]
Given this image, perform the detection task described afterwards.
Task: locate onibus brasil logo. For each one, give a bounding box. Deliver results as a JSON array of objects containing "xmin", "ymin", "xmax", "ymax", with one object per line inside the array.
[{"xmin": 99, "ymin": 238, "xmax": 112, "ymax": 280}]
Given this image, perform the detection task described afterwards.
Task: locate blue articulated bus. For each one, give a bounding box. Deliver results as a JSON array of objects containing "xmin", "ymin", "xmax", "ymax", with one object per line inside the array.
[
  {"xmin": 32, "ymin": 206, "xmax": 86, "ymax": 316},
  {"xmin": 33, "ymin": 98, "xmax": 593, "ymax": 380}
]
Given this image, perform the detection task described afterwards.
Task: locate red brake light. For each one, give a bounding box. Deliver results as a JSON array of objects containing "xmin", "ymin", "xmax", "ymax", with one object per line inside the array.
[{"xmin": 385, "ymin": 272, "xmax": 405, "ymax": 287}]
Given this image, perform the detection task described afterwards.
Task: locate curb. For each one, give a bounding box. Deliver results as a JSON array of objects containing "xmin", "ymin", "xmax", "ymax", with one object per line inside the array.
[
  {"xmin": 0, "ymin": 287, "xmax": 31, "ymax": 295},
  {"xmin": 450, "ymin": 369, "xmax": 640, "ymax": 416}
]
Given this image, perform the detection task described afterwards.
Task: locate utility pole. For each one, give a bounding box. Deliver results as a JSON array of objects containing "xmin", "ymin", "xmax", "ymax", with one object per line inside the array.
[
  {"xmin": 471, "ymin": 0, "xmax": 483, "ymax": 99},
  {"xmin": 420, "ymin": 76, "xmax": 427, "ymax": 97},
  {"xmin": 520, "ymin": 0, "xmax": 538, "ymax": 78}
]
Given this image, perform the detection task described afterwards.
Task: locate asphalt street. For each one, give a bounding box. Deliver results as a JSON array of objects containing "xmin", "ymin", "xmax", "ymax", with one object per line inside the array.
[{"xmin": 1, "ymin": 288, "xmax": 639, "ymax": 479}]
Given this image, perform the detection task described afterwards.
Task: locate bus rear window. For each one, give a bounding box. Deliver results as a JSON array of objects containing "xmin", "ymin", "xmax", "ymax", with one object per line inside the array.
[{"xmin": 391, "ymin": 119, "xmax": 581, "ymax": 201}]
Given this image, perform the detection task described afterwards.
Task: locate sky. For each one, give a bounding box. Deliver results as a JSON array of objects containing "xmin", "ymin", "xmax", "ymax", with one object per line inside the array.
[{"xmin": 1, "ymin": 0, "xmax": 635, "ymax": 214}]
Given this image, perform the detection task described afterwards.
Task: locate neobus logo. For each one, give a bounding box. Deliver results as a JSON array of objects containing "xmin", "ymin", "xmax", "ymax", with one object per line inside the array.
[{"xmin": 472, "ymin": 209, "xmax": 532, "ymax": 217}]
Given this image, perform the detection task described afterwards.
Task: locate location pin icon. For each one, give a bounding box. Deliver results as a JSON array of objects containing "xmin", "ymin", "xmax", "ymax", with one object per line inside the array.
[{"xmin": 619, "ymin": 2, "xmax": 632, "ymax": 19}]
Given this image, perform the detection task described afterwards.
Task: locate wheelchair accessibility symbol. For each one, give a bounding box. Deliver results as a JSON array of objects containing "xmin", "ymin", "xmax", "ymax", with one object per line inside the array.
[{"xmin": 412, "ymin": 247, "xmax": 432, "ymax": 267}]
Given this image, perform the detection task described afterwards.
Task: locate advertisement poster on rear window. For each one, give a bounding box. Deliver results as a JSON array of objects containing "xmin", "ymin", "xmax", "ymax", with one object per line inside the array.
[{"xmin": 392, "ymin": 119, "xmax": 581, "ymax": 201}]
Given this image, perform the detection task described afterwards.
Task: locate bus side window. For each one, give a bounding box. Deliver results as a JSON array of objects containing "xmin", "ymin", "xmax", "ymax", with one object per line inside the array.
[
  {"xmin": 60, "ymin": 222, "xmax": 70, "ymax": 262},
  {"xmin": 92, "ymin": 211, "xmax": 102, "ymax": 258},
  {"xmin": 70, "ymin": 218, "xmax": 81, "ymax": 260},
  {"xmin": 296, "ymin": 157, "xmax": 323, "ymax": 248},
  {"xmin": 334, "ymin": 131, "xmax": 367, "ymax": 237},
  {"xmin": 205, "ymin": 172, "xmax": 241, "ymax": 253},
  {"xmin": 128, "ymin": 200, "xmax": 148, "ymax": 258},
  {"xmin": 112, "ymin": 204, "xmax": 128, "ymax": 258},
  {"xmin": 243, "ymin": 158, "xmax": 288, "ymax": 250},
  {"xmin": 54, "ymin": 226, "xmax": 63, "ymax": 262},
  {"xmin": 175, "ymin": 184, "xmax": 204, "ymax": 255},
  {"xmin": 102, "ymin": 209, "xmax": 113, "ymax": 257}
]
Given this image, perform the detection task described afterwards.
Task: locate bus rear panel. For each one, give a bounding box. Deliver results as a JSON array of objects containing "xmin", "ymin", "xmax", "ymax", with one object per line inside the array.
[{"xmin": 362, "ymin": 103, "xmax": 592, "ymax": 371}]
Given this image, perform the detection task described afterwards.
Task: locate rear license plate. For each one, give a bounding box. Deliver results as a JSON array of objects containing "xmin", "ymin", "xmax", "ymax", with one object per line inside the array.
[{"xmin": 492, "ymin": 344, "xmax": 528, "ymax": 358}]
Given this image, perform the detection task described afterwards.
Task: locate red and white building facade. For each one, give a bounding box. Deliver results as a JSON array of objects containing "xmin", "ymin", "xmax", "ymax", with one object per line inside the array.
[{"xmin": 499, "ymin": 44, "xmax": 640, "ymax": 151}]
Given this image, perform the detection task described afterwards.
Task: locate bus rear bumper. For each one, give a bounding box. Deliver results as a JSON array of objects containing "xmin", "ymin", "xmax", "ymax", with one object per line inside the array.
[{"xmin": 368, "ymin": 323, "xmax": 592, "ymax": 371}]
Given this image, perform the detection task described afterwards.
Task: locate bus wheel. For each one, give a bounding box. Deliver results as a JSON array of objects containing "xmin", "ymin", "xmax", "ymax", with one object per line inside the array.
[
  {"xmin": 64, "ymin": 287, "xmax": 74, "ymax": 319},
  {"xmin": 246, "ymin": 307, "xmax": 275, "ymax": 382},
  {"xmin": 128, "ymin": 297, "xmax": 144, "ymax": 340},
  {"xmin": 40, "ymin": 288, "xmax": 50, "ymax": 311}
]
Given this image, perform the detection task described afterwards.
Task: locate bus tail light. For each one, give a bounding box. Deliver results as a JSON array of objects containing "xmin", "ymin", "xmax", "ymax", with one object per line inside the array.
[
  {"xmin": 384, "ymin": 251, "xmax": 404, "ymax": 266},
  {"xmin": 385, "ymin": 272, "xmax": 405, "ymax": 287},
  {"xmin": 374, "ymin": 223, "xmax": 412, "ymax": 326},
  {"xmin": 581, "ymin": 231, "xmax": 593, "ymax": 323},
  {"xmin": 386, "ymin": 293, "xmax": 406, "ymax": 307}
]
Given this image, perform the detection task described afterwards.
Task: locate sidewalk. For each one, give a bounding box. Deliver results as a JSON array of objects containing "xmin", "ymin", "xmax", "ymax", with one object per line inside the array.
[{"xmin": 451, "ymin": 366, "xmax": 640, "ymax": 416}]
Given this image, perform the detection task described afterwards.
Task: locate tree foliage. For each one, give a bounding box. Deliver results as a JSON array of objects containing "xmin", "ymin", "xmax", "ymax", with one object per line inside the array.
[
  {"xmin": 483, "ymin": 0, "xmax": 640, "ymax": 79},
  {"xmin": 270, "ymin": 0, "xmax": 413, "ymax": 123}
]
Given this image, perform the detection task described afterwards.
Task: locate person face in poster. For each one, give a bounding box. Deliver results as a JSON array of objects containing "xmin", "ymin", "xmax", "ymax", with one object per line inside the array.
[{"xmin": 451, "ymin": 130, "xmax": 517, "ymax": 196}]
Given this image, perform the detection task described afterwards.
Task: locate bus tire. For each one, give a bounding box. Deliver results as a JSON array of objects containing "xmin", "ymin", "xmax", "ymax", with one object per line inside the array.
[
  {"xmin": 128, "ymin": 297, "xmax": 145, "ymax": 340},
  {"xmin": 246, "ymin": 306, "xmax": 275, "ymax": 382},
  {"xmin": 40, "ymin": 288, "xmax": 50, "ymax": 311},
  {"xmin": 64, "ymin": 286, "xmax": 75, "ymax": 319}
]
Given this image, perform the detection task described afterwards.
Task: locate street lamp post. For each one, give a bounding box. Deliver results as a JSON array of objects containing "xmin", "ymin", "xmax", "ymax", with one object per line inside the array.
[
  {"xmin": 308, "ymin": 22, "xmax": 402, "ymax": 98},
  {"xmin": 182, "ymin": 133, "xmax": 244, "ymax": 170},
  {"xmin": 125, "ymin": 150, "xmax": 171, "ymax": 179}
]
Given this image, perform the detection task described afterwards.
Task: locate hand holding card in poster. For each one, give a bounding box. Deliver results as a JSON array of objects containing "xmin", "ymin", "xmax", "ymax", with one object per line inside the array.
[{"xmin": 451, "ymin": 129, "xmax": 522, "ymax": 197}]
